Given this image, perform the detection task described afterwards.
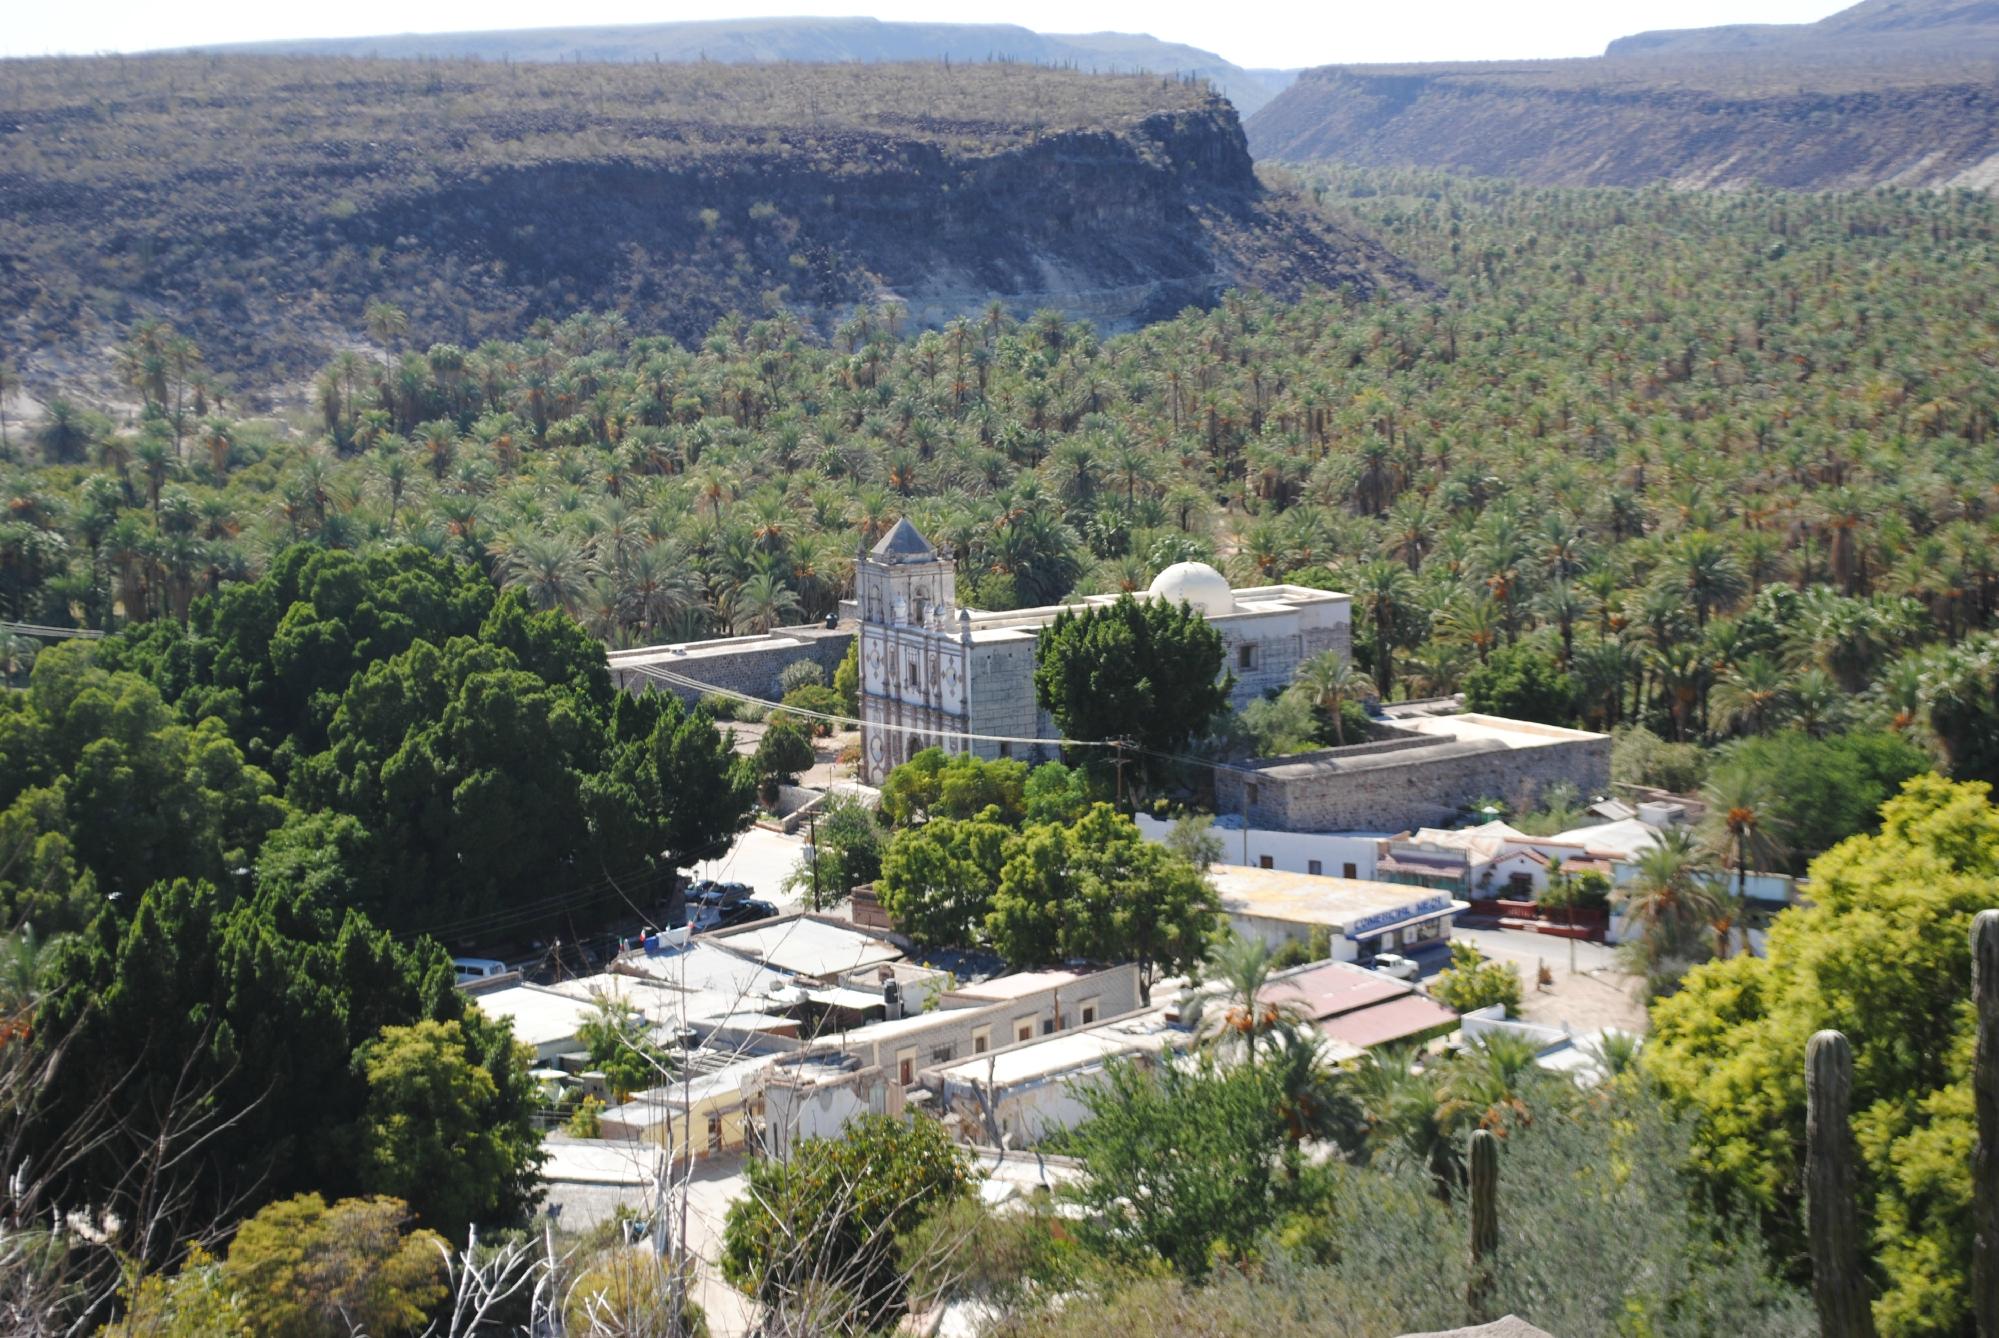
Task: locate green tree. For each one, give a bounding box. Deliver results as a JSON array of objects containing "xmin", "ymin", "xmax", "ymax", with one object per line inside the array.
[
  {"xmin": 1461, "ymin": 643, "xmax": 1577, "ymax": 726},
  {"xmin": 985, "ymin": 804, "xmax": 1219, "ymax": 1002},
  {"xmin": 354, "ymin": 1017, "xmax": 543, "ymax": 1241},
  {"xmin": 1034, "ymin": 594, "xmax": 1230, "ymax": 785},
  {"xmin": 1647, "ymin": 775, "xmax": 1992, "ymax": 1337},
  {"xmin": 106, "ymin": 1246, "xmax": 252, "ymax": 1338},
  {"xmin": 1061, "ymin": 1056, "xmax": 1325, "ymax": 1278},
  {"xmin": 1286, "ymin": 651, "xmax": 1376, "ymax": 746},
  {"xmin": 832, "ymin": 639, "xmax": 861, "ymax": 716},
  {"xmin": 751, "ymin": 716, "xmax": 815, "ymax": 804},
  {"xmin": 575, "ymin": 995, "xmax": 675, "ymax": 1102},
  {"xmin": 221, "ymin": 1194, "xmax": 446, "ymax": 1338},
  {"xmin": 878, "ymin": 747, "xmax": 1028, "ymax": 827},
  {"xmin": 876, "ymin": 809, "xmax": 1013, "ymax": 949},
  {"xmin": 1702, "ymin": 729, "xmax": 1928, "ymax": 874},
  {"xmin": 721, "ymin": 1113, "xmax": 971, "ymax": 1331},
  {"xmin": 1427, "ymin": 941, "xmax": 1522, "ymax": 1014}
]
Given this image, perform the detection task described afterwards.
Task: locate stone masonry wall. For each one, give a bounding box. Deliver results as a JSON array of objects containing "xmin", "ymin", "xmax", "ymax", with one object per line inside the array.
[
  {"xmin": 611, "ymin": 631, "xmax": 854, "ymax": 705},
  {"xmin": 1216, "ymin": 731, "xmax": 1612, "ymax": 834}
]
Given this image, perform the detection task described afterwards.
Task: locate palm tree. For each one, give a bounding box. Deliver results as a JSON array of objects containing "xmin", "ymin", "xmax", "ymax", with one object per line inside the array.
[
  {"xmin": 1614, "ymin": 828, "xmax": 1723, "ymax": 968},
  {"xmin": 1350, "ymin": 558, "xmax": 1416, "ymax": 698},
  {"xmin": 499, "ymin": 533, "xmax": 593, "ymax": 614},
  {"xmin": 1186, "ymin": 934, "xmax": 1301, "ymax": 1071},
  {"xmin": 1286, "ymin": 652, "xmax": 1376, "ymax": 745},
  {"xmin": 1711, "ymin": 653, "xmax": 1792, "ymax": 737},
  {"xmin": 1698, "ymin": 770, "xmax": 1790, "ymax": 959},
  {"xmin": 729, "ymin": 571, "xmax": 803, "ymax": 635}
]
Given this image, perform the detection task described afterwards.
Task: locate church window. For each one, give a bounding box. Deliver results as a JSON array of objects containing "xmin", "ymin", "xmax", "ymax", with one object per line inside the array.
[{"xmin": 1238, "ymin": 643, "xmax": 1257, "ymax": 670}]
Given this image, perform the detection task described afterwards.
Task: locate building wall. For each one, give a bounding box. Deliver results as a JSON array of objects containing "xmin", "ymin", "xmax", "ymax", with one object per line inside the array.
[
  {"xmin": 965, "ymin": 636, "xmax": 1056, "ymax": 766},
  {"xmin": 822, "ymin": 965, "xmax": 1143, "ymax": 1090},
  {"xmin": 1216, "ymin": 731, "xmax": 1612, "ymax": 835},
  {"xmin": 611, "ymin": 632, "xmax": 853, "ymax": 704},
  {"xmin": 763, "ymin": 1065, "xmax": 901, "ymax": 1158},
  {"xmin": 1132, "ymin": 814, "xmax": 1381, "ymax": 880}
]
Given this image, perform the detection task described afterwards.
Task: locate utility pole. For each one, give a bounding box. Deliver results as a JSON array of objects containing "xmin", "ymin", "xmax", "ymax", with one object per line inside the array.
[
  {"xmin": 807, "ymin": 812, "xmax": 820, "ymax": 912},
  {"xmin": 1112, "ymin": 738, "xmax": 1130, "ymax": 809}
]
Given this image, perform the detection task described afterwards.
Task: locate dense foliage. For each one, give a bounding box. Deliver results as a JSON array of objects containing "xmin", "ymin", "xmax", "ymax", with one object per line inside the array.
[
  {"xmin": 720, "ymin": 1113, "xmax": 972, "ymax": 1330},
  {"xmin": 1647, "ymin": 775, "xmax": 1994, "ymax": 1336}
]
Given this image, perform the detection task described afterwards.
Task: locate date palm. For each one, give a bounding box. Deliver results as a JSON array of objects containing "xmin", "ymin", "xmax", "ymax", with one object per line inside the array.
[
  {"xmin": 1615, "ymin": 827, "xmax": 1722, "ymax": 968},
  {"xmin": 1287, "ymin": 652, "xmax": 1376, "ymax": 745},
  {"xmin": 1698, "ymin": 770, "xmax": 1789, "ymax": 959},
  {"xmin": 1711, "ymin": 653, "xmax": 1791, "ymax": 736},
  {"xmin": 1186, "ymin": 934, "xmax": 1302, "ymax": 1071},
  {"xmin": 729, "ymin": 571, "xmax": 802, "ymax": 635},
  {"xmin": 499, "ymin": 533, "xmax": 592, "ymax": 614}
]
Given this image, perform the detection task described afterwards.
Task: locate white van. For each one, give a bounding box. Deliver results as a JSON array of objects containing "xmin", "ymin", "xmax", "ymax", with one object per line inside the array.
[{"xmin": 452, "ymin": 956, "xmax": 509, "ymax": 986}]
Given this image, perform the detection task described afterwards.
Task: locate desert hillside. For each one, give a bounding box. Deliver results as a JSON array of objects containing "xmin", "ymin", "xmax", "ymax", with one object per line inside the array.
[{"xmin": 0, "ymin": 55, "xmax": 1403, "ymax": 400}]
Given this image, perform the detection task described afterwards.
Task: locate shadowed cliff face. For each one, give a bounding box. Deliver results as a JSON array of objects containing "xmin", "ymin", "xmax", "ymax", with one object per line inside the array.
[
  {"xmin": 2, "ymin": 56, "xmax": 1408, "ymax": 401},
  {"xmin": 1247, "ymin": 63, "xmax": 1999, "ymax": 191},
  {"xmin": 1247, "ymin": 0, "xmax": 1999, "ymax": 191}
]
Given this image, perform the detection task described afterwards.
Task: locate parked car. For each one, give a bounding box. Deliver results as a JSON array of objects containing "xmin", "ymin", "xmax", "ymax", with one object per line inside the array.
[
  {"xmin": 1369, "ymin": 953, "xmax": 1421, "ymax": 981},
  {"xmin": 451, "ymin": 956, "xmax": 509, "ymax": 986},
  {"xmin": 716, "ymin": 899, "xmax": 779, "ymax": 929}
]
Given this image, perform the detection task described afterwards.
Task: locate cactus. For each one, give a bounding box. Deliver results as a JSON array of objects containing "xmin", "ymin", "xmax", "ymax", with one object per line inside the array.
[
  {"xmin": 1975, "ymin": 910, "xmax": 1999, "ymax": 1338},
  {"xmin": 1467, "ymin": 1126, "xmax": 1498, "ymax": 1323},
  {"xmin": 1805, "ymin": 1029, "xmax": 1876, "ymax": 1338}
]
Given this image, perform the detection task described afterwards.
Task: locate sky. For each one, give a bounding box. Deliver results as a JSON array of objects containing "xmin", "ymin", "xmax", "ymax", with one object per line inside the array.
[{"xmin": 4, "ymin": 1, "xmax": 1852, "ymax": 70}]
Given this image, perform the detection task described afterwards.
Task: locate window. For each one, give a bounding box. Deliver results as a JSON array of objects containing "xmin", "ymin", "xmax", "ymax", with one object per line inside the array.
[
  {"xmin": 973, "ymin": 1027, "xmax": 991, "ymax": 1054},
  {"xmin": 1343, "ymin": 862, "xmax": 1358, "ymax": 880},
  {"xmin": 707, "ymin": 1114, "xmax": 723, "ymax": 1152},
  {"xmin": 1015, "ymin": 1018, "xmax": 1034, "ymax": 1044},
  {"xmin": 931, "ymin": 1045, "xmax": 955, "ymax": 1065},
  {"xmin": 906, "ymin": 658, "xmax": 921, "ymax": 689},
  {"xmin": 1308, "ymin": 859, "xmax": 1323, "ymax": 876},
  {"xmin": 896, "ymin": 1048, "xmax": 917, "ymax": 1087},
  {"xmin": 1041, "ymin": 1018, "xmax": 1056, "ymax": 1035},
  {"xmin": 1079, "ymin": 998, "xmax": 1100, "ymax": 1026},
  {"xmin": 1238, "ymin": 643, "xmax": 1256, "ymax": 670},
  {"xmin": 1258, "ymin": 855, "xmax": 1274, "ymax": 869},
  {"xmin": 998, "ymin": 741, "xmax": 1012, "ymax": 759}
]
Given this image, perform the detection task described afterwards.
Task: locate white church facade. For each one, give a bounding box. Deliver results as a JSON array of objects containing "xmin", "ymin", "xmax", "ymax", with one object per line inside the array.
[{"xmin": 854, "ymin": 518, "xmax": 1353, "ymax": 786}]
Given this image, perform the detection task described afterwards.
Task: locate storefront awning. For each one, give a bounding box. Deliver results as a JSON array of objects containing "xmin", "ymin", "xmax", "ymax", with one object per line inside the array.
[{"xmin": 1346, "ymin": 902, "xmax": 1468, "ymax": 942}]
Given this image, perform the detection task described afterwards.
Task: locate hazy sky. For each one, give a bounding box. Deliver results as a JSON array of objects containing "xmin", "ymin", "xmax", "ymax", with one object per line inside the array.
[{"xmin": 6, "ymin": 1, "xmax": 1851, "ymax": 70}]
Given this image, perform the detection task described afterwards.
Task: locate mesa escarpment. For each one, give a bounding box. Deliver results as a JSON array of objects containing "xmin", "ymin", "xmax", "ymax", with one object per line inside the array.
[
  {"xmin": 1247, "ymin": 61, "xmax": 1999, "ymax": 190},
  {"xmin": 0, "ymin": 56, "xmax": 1404, "ymax": 401},
  {"xmin": 1245, "ymin": 0, "xmax": 1999, "ymax": 190}
]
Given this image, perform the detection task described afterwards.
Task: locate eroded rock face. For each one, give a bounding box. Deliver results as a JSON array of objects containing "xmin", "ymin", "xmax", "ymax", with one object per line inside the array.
[
  {"xmin": 1249, "ymin": 59, "xmax": 1999, "ymax": 192},
  {"xmin": 0, "ymin": 56, "xmax": 1414, "ymax": 401}
]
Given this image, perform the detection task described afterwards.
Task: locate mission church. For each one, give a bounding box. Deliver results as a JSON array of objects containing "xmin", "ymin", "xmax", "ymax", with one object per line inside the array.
[{"xmin": 854, "ymin": 519, "xmax": 1352, "ymax": 785}]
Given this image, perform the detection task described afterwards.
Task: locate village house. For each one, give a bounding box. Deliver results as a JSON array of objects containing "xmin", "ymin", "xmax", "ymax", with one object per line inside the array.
[{"xmin": 1205, "ymin": 863, "xmax": 1469, "ymax": 961}]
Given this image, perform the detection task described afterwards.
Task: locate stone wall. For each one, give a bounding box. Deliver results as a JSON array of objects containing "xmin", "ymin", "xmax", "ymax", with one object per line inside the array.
[
  {"xmin": 1216, "ymin": 727, "xmax": 1612, "ymax": 834},
  {"xmin": 610, "ymin": 629, "xmax": 853, "ymax": 704},
  {"xmin": 965, "ymin": 636, "xmax": 1057, "ymax": 765},
  {"xmin": 1221, "ymin": 620, "xmax": 1351, "ymax": 707}
]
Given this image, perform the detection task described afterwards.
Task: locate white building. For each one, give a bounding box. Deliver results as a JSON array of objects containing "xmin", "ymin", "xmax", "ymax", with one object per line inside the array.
[{"xmin": 854, "ymin": 519, "xmax": 1351, "ymax": 784}]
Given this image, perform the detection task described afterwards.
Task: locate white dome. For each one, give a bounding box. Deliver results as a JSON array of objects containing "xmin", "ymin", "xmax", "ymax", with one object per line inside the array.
[{"xmin": 1147, "ymin": 562, "xmax": 1236, "ymax": 617}]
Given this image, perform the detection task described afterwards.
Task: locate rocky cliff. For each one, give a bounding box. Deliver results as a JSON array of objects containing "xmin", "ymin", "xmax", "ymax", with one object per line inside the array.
[
  {"xmin": 1246, "ymin": 0, "xmax": 1999, "ymax": 190},
  {"xmin": 0, "ymin": 56, "xmax": 1406, "ymax": 399}
]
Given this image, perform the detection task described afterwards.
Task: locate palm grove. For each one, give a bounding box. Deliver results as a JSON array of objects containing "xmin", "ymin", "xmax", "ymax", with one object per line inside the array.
[{"xmin": 0, "ymin": 169, "xmax": 1992, "ymax": 1332}]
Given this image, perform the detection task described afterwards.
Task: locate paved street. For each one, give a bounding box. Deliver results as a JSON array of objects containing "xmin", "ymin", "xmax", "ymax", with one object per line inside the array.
[{"xmin": 1437, "ymin": 924, "xmax": 1648, "ymax": 1036}]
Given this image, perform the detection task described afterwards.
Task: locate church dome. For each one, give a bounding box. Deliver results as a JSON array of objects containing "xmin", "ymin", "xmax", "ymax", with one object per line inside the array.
[{"xmin": 1147, "ymin": 562, "xmax": 1236, "ymax": 617}]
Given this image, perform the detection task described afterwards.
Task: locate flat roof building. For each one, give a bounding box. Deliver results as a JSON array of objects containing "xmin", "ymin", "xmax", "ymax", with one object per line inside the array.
[{"xmin": 1206, "ymin": 863, "xmax": 1469, "ymax": 960}]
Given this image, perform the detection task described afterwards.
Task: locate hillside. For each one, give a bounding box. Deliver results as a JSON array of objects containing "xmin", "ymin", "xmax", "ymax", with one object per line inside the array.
[
  {"xmin": 178, "ymin": 18, "xmax": 1296, "ymax": 114},
  {"xmin": 1247, "ymin": 0, "xmax": 1999, "ymax": 189},
  {"xmin": 1610, "ymin": 0, "xmax": 1999, "ymax": 55},
  {"xmin": 0, "ymin": 55, "xmax": 1400, "ymax": 402}
]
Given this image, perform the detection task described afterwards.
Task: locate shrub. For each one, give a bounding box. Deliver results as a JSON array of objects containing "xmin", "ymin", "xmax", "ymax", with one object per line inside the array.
[
  {"xmin": 1428, "ymin": 941, "xmax": 1522, "ymax": 1014},
  {"xmin": 777, "ymin": 659, "xmax": 826, "ymax": 694}
]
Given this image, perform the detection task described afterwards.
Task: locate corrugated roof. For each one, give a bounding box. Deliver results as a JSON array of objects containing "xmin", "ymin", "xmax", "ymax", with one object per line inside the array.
[{"xmin": 1318, "ymin": 994, "xmax": 1460, "ymax": 1049}]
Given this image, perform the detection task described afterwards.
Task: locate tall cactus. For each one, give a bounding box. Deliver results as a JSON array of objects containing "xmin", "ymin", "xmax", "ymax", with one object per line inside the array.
[
  {"xmin": 1467, "ymin": 1126, "xmax": 1499, "ymax": 1323},
  {"xmin": 1974, "ymin": 910, "xmax": 1999, "ymax": 1338},
  {"xmin": 1806, "ymin": 1029, "xmax": 1876, "ymax": 1338}
]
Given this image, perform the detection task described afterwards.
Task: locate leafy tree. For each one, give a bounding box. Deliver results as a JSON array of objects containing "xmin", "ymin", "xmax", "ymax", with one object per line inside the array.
[
  {"xmin": 1703, "ymin": 729, "xmax": 1929, "ymax": 873},
  {"xmin": 721, "ymin": 1113, "xmax": 971, "ymax": 1330},
  {"xmin": 789, "ymin": 790, "xmax": 883, "ymax": 908},
  {"xmin": 751, "ymin": 716, "xmax": 815, "ymax": 804},
  {"xmin": 878, "ymin": 747, "xmax": 1027, "ymax": 827},
  {"xmin": 353, "ymin": 1018, "xmax": 543, "ymax": 1241},
  {"xmin": 575, "ymin": 996, "xmax": 675, "ymax": 1102},
  {"xmin": 1021, "ymin": 760, "xmax": 1095, "ymax": 825},
  {"xmin": 875, "ymin": 809, "xmax": 1013, "ymax": 949},
  {"xmin": 609, "ymin": 689, "xmax": 756, "ymax": 874},
  {"xmin": 1611, "ymin": 724, "xmax": 1708, "ymax": 794},
  {"xmin": 1062, "ymin": 1056, "xmax": 1328, "ymax": 1278},
  {"xmin": 832, "ymin": 639, "xmax": 860, "ymax": 716},
  {"xmin": 1034, "ymin": 594, "xmax": 1229, "ymax": 783},
  {"xmin": 1427, "ymin": 941, "xmax": 1522, "ymax": 1014},
  {"xmin": 1647, "ymin": 775, "xmax": 1993, "ymax": 1336},
  {"xmin": 30, "ymin": 877, "xmax": 525, "ymax": 1259},
  {"xmin": 220, "ymin": 1194, "xmax": 446, "ymax": 1338},
  {"xmin": 986, "ymin": 803, "xmax": 1219, "ymax": 1002},
  {"xmin": 105, "ymin": 1246, "xmax": 252, "ymax": 1337},
  {"xmin": 1461, "ymin": 643, "xmax": 1577, "ymax": 726}
]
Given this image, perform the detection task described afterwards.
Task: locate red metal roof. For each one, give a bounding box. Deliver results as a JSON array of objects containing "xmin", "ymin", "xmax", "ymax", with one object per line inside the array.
[
  {"xmin": 1265, "ymin": 961, "xmax": 1409, "ymax": 1020},
  {"xmin": 1318, "ymin": 994, "xmax": 1460, "ymax": 1049}
]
